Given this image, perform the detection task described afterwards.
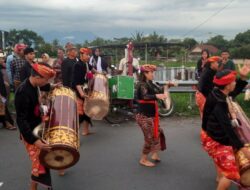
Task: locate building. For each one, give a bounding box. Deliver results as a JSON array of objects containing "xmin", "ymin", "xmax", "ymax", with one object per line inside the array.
[{"xmin": 190, "ymin": 44, "xmax": 219, "ymax": 59}]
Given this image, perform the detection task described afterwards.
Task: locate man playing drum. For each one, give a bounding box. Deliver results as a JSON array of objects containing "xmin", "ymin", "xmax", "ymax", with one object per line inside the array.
[
  {"xmin": 71, "ymin": 47, "xmax": 93, "ymax": 136},
  {"xmin": 15, "ymin": 63, "xmax": 56, "ymax": 190},
  {"xmin": 201, "ymin": 64, "xmax": 250, "ymax": 190}
]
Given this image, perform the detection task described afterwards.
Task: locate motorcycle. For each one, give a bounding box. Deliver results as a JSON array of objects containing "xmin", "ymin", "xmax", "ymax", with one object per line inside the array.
[{"xmin": 104, "ymin": 65, "xmax": 175, "ymax": 124}]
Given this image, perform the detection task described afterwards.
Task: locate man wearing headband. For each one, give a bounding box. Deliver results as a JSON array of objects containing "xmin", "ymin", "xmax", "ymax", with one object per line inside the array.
[
  {"xmin": 201, "ymin": 64, "xmax": 250, "ymax": 190},
  {"xmin": 196, "ymin": 56, "xmax": 220, "ymax": 117},
  {"xmin": 71, "ymin": 47, "xmax": 92, "ymax": 136},
  {"xmin": 15, "ymin": 63, "xmax": 56, "ymax": 190},
  {"xmin": 136, "ymin": 64, "xmax": 167, "ymax": 167}
]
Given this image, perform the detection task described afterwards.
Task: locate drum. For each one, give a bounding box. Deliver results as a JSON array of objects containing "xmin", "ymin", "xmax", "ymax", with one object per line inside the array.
[
  {"xmin": 84, "ymin": 73, "xmax": 109, "ymax": 120},
  {"xmin": 227, "ymin": 98, "xmax": 250, "ymax": 186},
  {"xmin": 235, "ymin": 146, "xmax": 250, "ymax": 187},
  {"xmin": 39, "ymin": 87, "xmax": 80, "ymax": 170}
]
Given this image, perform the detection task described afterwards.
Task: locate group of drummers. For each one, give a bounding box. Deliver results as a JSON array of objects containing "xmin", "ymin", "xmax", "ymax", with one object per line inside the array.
[
  {"xmin": 1, "ymin": 42, "xmax": 250, "ymax": 190},
  {"xmin": 11, "ymin": 43, "xmax": 112, "ymax": 189},
  {"xmin": 10, "ymin": 42, "xmax": 150, "ymax": 190}
]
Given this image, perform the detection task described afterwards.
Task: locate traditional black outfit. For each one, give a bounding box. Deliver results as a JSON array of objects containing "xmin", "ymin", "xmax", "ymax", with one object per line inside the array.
[
  {"xmin": 15, "ymin": 78, "xmax": 52, "ymax": 189},
  {"xmin": 15, "ymin": 63, "xmax": 55, "ymax": 189},
  {"xmin": 195, "ymin": 56, "xmax": 220, "ymax": 117},
  {"xmin": 71, "ymin": 59, "xmax": 91, "ymax": 125},
  {"xmin": 136, "ymin": 78, "xmax": 166, "ymax": 155},
  {"xmin": 20, "ymin": 60, "xmax": 33, "ymax": 82},
  {"xmin": 62, "ymin": 57, "xmax": 77, "ymax": 87},
  {"xmin": 201, "ymin": 70, "xmax": 248, "ymax": 183}
]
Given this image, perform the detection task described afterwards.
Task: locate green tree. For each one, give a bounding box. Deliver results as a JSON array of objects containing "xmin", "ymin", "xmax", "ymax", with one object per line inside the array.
[
  {"xmin": 7, "ymin": 29, "xmax": 45, "ymax": 49},
  {"xmin": 183, "ymin": 38, "xmax": 197, "ymax": 49},
  {"xmin": 38, "ymin": 43, "xmax": 57, "ymax": 57},
  {"xmin": 144, "ymin": 31, "xmax": 167, "ymax": 43},
  {"xmin": 131, "ymin": 31, "xmax": 144, "ymax": 43},
  {"xmin": 230, "ymin": 45, "xmax": 250, "ymax": 59},
  {"xmin": 233, "ymin": 30, "xmax": 250, "ymax": 47},
  {"xmin": 207, "ymin": 35, "xmax": 228, "ymax": 50}
]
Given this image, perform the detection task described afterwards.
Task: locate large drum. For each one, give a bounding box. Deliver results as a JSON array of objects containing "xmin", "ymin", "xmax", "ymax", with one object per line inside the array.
[
  {"xmin": 39, "ymin": 87, "xmax": 80, "ymax": 170},
  {"xmin": 227, "ymin": 98, "xmax": 250, "ymax": 186},
  {"xmin": 84, "ymin": 73, "xmax": 109, "ymax": 120}
]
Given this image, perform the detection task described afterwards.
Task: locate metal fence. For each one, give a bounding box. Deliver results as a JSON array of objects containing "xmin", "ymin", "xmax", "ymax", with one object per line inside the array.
[{"xmin": 154, "ymin": 66, "xmax": 196, "ymax": 81}]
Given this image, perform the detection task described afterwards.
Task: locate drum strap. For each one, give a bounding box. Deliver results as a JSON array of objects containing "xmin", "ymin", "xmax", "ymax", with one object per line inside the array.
[{"xmin": 138, "ymin": 100, "xmax": 159, "ymax": 139}]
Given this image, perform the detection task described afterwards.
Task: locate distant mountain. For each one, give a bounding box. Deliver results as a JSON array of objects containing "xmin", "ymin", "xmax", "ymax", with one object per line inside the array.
[{"xmin": 41, "ymin": 31, "xmax": 98, "ymax": 44}]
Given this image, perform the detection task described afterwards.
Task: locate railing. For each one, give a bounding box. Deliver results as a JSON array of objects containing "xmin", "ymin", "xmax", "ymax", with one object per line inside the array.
[{"xmin": 154, "ymin": 66, "xmax": 196, "ymax": 81}]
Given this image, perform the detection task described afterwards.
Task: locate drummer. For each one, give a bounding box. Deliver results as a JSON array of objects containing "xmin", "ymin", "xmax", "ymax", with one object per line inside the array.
[
  {"xmin": 201, "ymin": 64, "xmax": 250, "ymax": 190},
  {"xmin": 15, "ymin": 63, "xmax": 56, "ymax": 190},
  {"xmin": 71, "ymin": 47, "xmax": 93, "ymax": 136}
]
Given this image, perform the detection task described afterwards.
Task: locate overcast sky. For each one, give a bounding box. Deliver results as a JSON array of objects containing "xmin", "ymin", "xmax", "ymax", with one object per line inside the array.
[{"xmin": 0, "ymin": 0, "xmax": 249, "ymax": 41}]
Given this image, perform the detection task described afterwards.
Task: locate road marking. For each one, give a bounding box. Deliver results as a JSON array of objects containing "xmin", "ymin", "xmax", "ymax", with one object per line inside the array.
[{"xmin": 0, "ymin": 182, "xmax": 3, "ymax": 187}]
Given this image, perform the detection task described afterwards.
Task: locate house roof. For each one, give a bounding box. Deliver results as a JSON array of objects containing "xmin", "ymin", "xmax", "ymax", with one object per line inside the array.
[{"xmin": 191, "ymin": 44, "xmax": 219, "ymax": 54}]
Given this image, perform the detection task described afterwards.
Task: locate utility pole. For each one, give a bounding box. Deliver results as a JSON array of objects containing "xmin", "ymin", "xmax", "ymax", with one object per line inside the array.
[{"xmin": 1, "ymin": 31, "xmax": 5, "ymax": 50}]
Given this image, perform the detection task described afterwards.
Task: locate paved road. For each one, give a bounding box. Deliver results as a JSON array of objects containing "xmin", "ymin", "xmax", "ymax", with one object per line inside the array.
[{"xmin": 0, "ymin": 117, "xmax": 237, "ymax": 190}]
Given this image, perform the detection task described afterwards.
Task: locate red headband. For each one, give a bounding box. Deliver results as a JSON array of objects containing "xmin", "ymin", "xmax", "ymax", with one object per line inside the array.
[
  {"xmin": 140, "ymin": 64, "xmax": 157, "ymax": 72},
  {"xmin": 213, "ymin": 70, "xmax": 237, "ymax": 86},
  {"xmin": 80, "ymin": 48, "xmax": 92, "ymax": 55},
  {"xmin": 207, "ymin": 56, "xmax": 221, "ymax": 63},
  {"xmin": 14, "ymin": 43, "xmax": 27, "ymax": 52},
  {"xmin": 32, "ymin": 63, "xmax": 56, "ymax": 79}
]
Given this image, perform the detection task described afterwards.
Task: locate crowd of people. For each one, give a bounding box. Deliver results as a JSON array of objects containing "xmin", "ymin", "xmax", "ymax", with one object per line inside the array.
[
  {"xmin": 0, "ymin": 42, "xmax": 250, "ymax": 190},
  {"xmin": 0, "ymin": 42, "xmax": 143, "ymax": 190}
]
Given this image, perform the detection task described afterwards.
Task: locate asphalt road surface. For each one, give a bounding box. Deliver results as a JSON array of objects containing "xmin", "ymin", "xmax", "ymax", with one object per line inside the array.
[{"xmin": 0, "ymin": 117, "xmax": 238, "ymax": 190}]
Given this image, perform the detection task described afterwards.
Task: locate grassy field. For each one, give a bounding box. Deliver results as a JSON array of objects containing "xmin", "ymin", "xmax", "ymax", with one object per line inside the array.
[{"xmin": 170, "ymin": 93, "xmax": 250, "ymax": 117}]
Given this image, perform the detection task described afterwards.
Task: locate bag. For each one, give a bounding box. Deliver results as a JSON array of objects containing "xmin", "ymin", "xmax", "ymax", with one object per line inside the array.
[{"xmin": 159, "ymin": 129, "xmax": 166, "ymax": 151}]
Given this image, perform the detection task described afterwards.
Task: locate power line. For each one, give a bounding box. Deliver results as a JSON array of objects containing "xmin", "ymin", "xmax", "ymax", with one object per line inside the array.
[{"xmin": 183, "ymin": 0, "xmax": 236, "ymax": 37}]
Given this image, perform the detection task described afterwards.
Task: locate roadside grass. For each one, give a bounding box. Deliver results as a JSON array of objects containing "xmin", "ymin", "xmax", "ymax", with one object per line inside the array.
[
  {"xmin": 7, "ymin": 88, "xmax": 249, "ymax": 118},
  {"xmin": 171, "ymin": 93, "xmax": 250, "ymax": 117}
]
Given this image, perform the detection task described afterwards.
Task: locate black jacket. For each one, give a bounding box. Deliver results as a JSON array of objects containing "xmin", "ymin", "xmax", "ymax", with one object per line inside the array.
[
  {"xmin": 89, "ymin": 56, "xmax": 108, "ymax": 72},
  {"xmin": 137, "ymin": 81, "xmax": 163, "ymax": 117},
  {"xmin": 202, "ymin": 79, "xmax": 248, "ymax": 149},
  {"xmin": 62, "ymin": 57, "xmax": 77, "ymax": 87},
  {"xmin": 15, "ymin": 79, "xmax": 42, "ymax": 144},
  {"xmin": 20, "ymin": 61, "xmax": 32, "ymax": 82},
  {"xmin": 198, "ymin": 67, "xmax": 216, "ymax": 97},
  {"xmin": 71, "ymin": 60, "xmax": 88, "ymax": 98}
]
